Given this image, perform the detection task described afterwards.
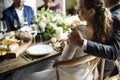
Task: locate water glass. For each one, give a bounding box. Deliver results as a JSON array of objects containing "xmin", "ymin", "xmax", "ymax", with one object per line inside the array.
[
  {"xmin": 0, "ymin": 21, "xmax": 7, "ymax": 36},
  {"xmin": 14, "ymin": 19, "xmax": 21, "ymax": 30},
  {"xmin": 31, "ymin": 26, "xmax": 37, "ymax": 44}
]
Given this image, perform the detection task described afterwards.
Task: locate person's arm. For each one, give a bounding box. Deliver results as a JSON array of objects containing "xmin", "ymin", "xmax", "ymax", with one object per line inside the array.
[
  {"xmin": 69, "ymin": 21, "xmax": 120, "ymax": 61},
  {"xmin": 85, "ymin": 17, "xmax": 120, "ymax": 60},
  {"xmin": 84, "ymin": 39, "xmax": 119, "ymax": 60}
]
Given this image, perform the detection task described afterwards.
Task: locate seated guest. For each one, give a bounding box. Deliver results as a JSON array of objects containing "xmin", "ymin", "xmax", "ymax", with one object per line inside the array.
[
  {"xmin": 3, "ymin": 0, "xmax": 34, "ymax": 32},
  {"xmin": 69, "ymin": 0, "xmax": 120, "ymax": 79},
  {"xmin": 38, "ymin": 0, "xmax": 61, "ymax": 12}
]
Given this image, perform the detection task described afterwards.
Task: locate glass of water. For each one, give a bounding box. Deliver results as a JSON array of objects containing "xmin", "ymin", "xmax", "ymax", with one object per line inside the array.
[
  {"xmin": 0, "ymin": 21, "xmax": 7, "ymax": 36},
  {"xmin": 31, "ymin": 25, "xmax": 37, "ymax": 44}
]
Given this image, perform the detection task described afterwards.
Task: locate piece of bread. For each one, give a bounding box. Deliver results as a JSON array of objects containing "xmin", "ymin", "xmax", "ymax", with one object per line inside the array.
[
  {"xmin": 2, "ymin": 39, "xmax": 18, "ymax": 45},
  {"xmin": 9, "ymin": 43, "xmax": 19, "ymax": 51},
  {"xmin": 15, "ymin": 31, "xmax": 31, "ymax": 41},
  {"xmin": 0, "ymin": 51, "xmax": 7, "ymax": 56}
]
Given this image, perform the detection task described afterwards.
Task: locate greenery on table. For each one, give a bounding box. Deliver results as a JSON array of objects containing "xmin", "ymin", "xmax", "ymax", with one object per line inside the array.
[
  {"xmin": 57, "ymin": 21, "xmax": 69, "ymax": 33},
  {"xmin": 37, "ymin": 8, "xmax": 56, "ymax": 23},
  {"xmin": 42, "ymin": 24, "xmax": 56, "ymax": 41},
  {"xmin": 37, "ymin": 8, "xmax": 70, "ymax": 41}
]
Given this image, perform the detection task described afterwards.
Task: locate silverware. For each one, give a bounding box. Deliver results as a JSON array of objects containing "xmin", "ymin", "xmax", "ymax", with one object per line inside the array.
[{"xmin": 21, "ymin": 54, "xmax": 33, "ymax": 61}]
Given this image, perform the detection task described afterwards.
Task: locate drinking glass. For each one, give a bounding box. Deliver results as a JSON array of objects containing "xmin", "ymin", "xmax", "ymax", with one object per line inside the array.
[
  {"xmin": 14, "ymin": 19, "xmax": 19, "ymax": 29},
  {"xmin": 0, "ymin": 21, "xmax": 7, "ymax": 36},
  {"xmin": 31, "ymin": 26, "xmax": 37, "ymax": 44}
]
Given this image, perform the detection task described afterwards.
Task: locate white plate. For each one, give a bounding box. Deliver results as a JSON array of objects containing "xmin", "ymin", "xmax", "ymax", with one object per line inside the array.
[{"xmin": 26, "ymin": 44, "xmax": 53, "ymax": 56}]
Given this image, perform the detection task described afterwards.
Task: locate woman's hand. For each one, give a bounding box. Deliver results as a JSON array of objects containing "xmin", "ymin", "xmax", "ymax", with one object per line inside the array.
[
  {"xmin": 59, "ymin": 39, "xmax": 66, "ymax": 48},
  {"xmin": 69, "ymin": 28, "xmax": 84, "ymax": 47}
]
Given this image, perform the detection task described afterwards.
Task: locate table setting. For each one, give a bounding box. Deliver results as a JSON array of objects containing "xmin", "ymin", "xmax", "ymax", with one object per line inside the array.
[
  {"xmin": 0, "ymin": 9, "xmax": 68, "ymax": 61},
  {"xmin": 0, "ymin": 9, "xmax": 89, "ymax": 77}
]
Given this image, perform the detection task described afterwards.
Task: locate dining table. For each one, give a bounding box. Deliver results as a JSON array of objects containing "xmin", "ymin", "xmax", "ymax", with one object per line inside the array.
[
  {"xmin": 0, "ymin": 36, "xmax": 62, "ymax": 79},
  {"xmin": 0, "ymin": 15, "xmax": 85, "ymax": 80}
]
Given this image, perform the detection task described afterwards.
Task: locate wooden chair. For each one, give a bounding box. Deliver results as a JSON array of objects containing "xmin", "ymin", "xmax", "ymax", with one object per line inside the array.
[
  {"xmin": 99, "ymin": 59, "xmax": 120, "ymax": 80},
  {"xmin": 55, "ymin": 55, "xmax": 100, "ymax": 80}
]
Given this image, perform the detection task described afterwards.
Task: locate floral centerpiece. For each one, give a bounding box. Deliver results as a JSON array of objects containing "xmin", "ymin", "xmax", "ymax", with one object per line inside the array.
[{"xmin": 36, "ymin": 8, "xmax": 70, "ymax": 41}]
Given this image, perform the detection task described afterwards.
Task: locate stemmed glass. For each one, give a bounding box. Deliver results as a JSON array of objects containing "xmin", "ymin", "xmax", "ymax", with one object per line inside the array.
[
  {"xmin": 14, "ymin": 19, "xmax": 20, "ymax": 30},
  {"xmin": 39, "ymin": 22, "xmax": 46, "ymax": 43},
  {"xmin": 31, "ymin": 25, "xmax": 37, "ymax": 44},
  {"xmin": 0, "ymin": 21, "xmax": 7, "ymax": 37}
]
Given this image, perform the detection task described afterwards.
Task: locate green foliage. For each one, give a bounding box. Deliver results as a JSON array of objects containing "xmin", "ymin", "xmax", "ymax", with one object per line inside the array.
[
  {"xmin": 57, "ymin": 21, "xmax": 69, "ymax": 33},
  {"xmin": 37, "ymin": 7, "xmax": 70, "ymax": 41},
  {"xmin": 42, "ymin": 24, "xmax": 56, "ymax": 41},
  {"xmin": 37, "ymin": 8, "xmax": 56, "ymax": 23},
  {"xmin": 73, "ymin": 0, "xmax": 79, "ymax": 11}
]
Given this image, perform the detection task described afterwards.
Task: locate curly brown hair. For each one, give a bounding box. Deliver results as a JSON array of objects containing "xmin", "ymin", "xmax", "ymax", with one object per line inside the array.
[{"xmin": 84, "ymin": 0, "xmax": 113, "ymax": 43}]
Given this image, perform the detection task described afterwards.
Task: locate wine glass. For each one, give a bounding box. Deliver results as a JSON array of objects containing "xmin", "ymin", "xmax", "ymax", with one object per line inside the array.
[
  {"xmin": 14, "ymin": 19, "xmax": 19, "ymax": 29},
  {"xmin": 0, "ymin": 21, "xmax": 7, "ymax": 37},
  {"xmin": 39, "ymin": 22, "xmax": 46, "ymax": 43},
  {"xmin": 31, "ymin": 26, "xmax": 37, "ymax": 44}
]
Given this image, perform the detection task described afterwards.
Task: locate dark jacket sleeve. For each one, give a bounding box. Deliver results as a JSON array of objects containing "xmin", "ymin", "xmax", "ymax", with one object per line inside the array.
[
  {"xmin": 84, "ymin": 14, "xmax": 120, "ymax": 61},
  {"xmin": 24, "ymin": 5, "xmax": 34, "ymax": 25},
  {"xmin": 3, "ymin": 10, "xmax": 11, "ymax": 32}
]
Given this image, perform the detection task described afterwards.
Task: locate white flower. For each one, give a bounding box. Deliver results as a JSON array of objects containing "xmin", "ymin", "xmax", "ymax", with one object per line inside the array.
[
  {"xmin": 39, "ymin": 22, "xmax": 46, "ymax": 29},
  {"xmin": 49, "ymin": 23, "xmax": 57, "ymax": 29}
]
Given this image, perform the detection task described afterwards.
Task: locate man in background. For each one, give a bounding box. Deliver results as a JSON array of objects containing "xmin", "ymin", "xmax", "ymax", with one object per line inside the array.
[{"xmin": 3, "ymin": 0, "xmax": 34, "ymax": 32}]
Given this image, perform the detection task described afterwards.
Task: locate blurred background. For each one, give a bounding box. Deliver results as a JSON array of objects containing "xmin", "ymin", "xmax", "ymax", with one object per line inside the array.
[{"xmin": 0, "ymin": 0, "xmax": 79, "ymax": 18}]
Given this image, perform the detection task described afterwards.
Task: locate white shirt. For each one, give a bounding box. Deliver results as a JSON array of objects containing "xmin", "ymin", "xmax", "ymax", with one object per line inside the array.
[
  {"xmin": 15, "ymin": 7, "xmax": 25, "ymax": 25},
  {"xmin": 81, "ymin": 39, "xmax": 87, "ymax": 51}
]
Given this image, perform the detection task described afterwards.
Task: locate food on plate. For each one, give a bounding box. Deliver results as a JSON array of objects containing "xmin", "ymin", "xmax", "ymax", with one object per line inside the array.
[
  {"xmin": 6, "ymin": 31, "xmax": 16, "ymax": 36},
  {"xmin": 2, "ymin": 39, "xmax": 19, "ymax": 45},
  {"xmin": 0, "ymin": 51, "xmax": 7, "ymax": 56},
  {"xmin": 15, "ymin": 31, "xmax": 31, "ymax": 41},
  {"xmin": 0, "ymin": 45, "xmax": 8, "ymax": 50},
  {"xmin": 9, "ymin": 43, "xmax": 19, "ymax": 51}
]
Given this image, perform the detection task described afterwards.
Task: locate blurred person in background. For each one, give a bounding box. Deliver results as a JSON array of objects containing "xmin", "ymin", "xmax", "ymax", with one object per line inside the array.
[
  {"xmin": 38, "ymin": 0, "xmax": 61, "ymax": 12},
  {"xmin": 3, "ymin": 0, "xmax": 34, "ymax": 32}
]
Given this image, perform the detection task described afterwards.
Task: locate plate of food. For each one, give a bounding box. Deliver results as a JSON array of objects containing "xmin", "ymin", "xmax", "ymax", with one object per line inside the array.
[{"xmin": 26, "ymin": 44, "xmax": 53, "ymax": 56}]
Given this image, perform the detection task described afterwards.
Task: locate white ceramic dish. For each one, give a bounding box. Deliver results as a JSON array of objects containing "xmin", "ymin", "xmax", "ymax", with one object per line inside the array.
[{"xmin": 26, "ymin": 44, "xmax": 53, "ymax": 56}]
